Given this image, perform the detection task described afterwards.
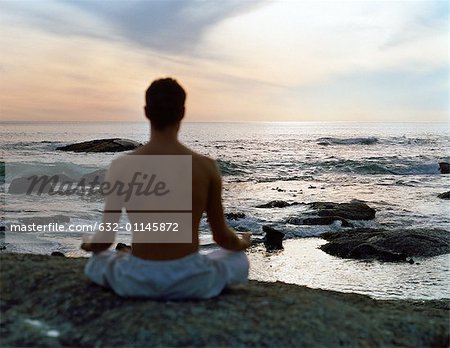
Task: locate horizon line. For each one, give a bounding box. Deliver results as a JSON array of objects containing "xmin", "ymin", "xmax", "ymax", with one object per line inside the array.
[{"xmin": 1, "ymin": 120, "xmax": 449, "ymax": 124}]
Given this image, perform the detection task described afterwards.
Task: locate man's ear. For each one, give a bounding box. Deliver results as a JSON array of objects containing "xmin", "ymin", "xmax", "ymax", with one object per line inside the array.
[{"xmin": 144, "ymin": 106, "xmax": 150, "ymax": 120}]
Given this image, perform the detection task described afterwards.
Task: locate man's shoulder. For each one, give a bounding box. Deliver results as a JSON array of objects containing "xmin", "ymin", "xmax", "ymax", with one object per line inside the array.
[
  {"xmin": 190, "ymin": 151, "xmax": 217, "ymax": 171},
  {"xmin": 109, "ymin": 148, "xmax": 219, "ymax": 178},
  {"xmin": 181, "ymin": 149, "xmax": 218, "ymax": 178}
]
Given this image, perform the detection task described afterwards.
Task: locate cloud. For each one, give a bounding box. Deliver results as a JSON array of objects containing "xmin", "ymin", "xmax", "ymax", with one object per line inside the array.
[
  {"xmin": 381, "ymin": 1, "xmax": 448, "ymax": 48},
  {"xmin": 0, "ymin": 1, "xmax": 110, "ymax": 41},
  {"xmin": 1, "ymin": 0, "xmax": 266, "ymax": 55},
  {"xmin": 205, "ymin": 1, "xmax": 448, "ymax": 87},
  {"xmin": 74, "ymin": 0, "xmax": 266, "ymax": 54}
]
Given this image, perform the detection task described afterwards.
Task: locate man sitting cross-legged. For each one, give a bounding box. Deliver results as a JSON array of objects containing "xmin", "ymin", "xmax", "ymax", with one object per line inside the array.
[{"xmin": 81, "ymin": 78, "xmax": 250, "ymax": 299}]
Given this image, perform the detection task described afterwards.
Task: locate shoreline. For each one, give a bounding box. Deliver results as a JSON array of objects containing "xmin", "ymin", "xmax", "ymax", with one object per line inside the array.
[
  {"xmin": 2, "ymin": 236, "xmax": 449, "ymax": 301},
  {"xmin": 1, "ymin": 253, "xmax": 449, "ymax": 347}
]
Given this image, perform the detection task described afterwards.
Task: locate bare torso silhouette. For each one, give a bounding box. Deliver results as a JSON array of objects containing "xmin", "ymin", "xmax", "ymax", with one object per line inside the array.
[{"xmin": 129, "ymin": 142, "xmax": 216, "ymax": 260}]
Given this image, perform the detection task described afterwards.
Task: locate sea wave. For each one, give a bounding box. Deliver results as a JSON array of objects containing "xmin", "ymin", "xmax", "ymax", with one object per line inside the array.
[
  {"xmin": 217, "ymin": 159, "xmax": 248, "ymax": 176},
  {"xmin": 2, "ymin": 162, "xmax": 105, "ymax": 181},
  {"xmin": 316, "ymin": 159, "xmax": 441, "ymax": 175},
  {"xmin": 317, "ymin": 137, "xmax": 379, "ymax": 146},
  {"xmin": 1, "ymin": 141, "xmax": 65, "ymax": 151},
  {"xmin": 1, "ymin": 156, "xmax": 444, "ymax": 189},
  {"xmin": 387, "ymin": 135, "xmax": 450, "ymax": 146},
  {"xmin": 226, "ymin": 215, "xmax": 376, "ymax": 238},
  {"xmin": 255, "ymin": 175, "xmax": 315, "ymax": 183},
  {"xmin": 213, "ymin": 158, "xmax": 443, "ymax": 182}
]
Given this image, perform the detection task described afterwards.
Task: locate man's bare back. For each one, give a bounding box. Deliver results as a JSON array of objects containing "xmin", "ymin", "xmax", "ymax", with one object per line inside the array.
[{"xmin": 130, "ymin": 141, "xmax": 218, "ymax": 260}]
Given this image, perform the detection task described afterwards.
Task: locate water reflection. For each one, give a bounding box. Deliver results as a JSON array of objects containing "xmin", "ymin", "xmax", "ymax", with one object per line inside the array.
[{"xmin": 249, "ymin": 238, "xmax": 449, "ymax": 300}]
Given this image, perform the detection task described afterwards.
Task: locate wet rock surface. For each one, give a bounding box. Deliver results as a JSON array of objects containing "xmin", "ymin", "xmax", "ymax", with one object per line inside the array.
[
  {"xmin": 309, "ymin": 201, "xmax": 376, "ymax": 220},
  {"xmin": 439, "ymin": 162, "xmax": 449, "ymax": 174},
  {"xmin": 437, "ymin": 191, "xmax": 450, "ymax": 200},
  {"xmin": 0, "ymin": 226, "xmax": 5, "ymax": 250},
  {"xmin": 0, "ymin": 253, "xmax": 448, "ymax": 347},
  {"xmin": 320, "ymin": 228, "xmax": 450, "ymax": 261},
  {"xmin": 262, "ymin": 225, "xmax": 284, "ymax": 251},
  {"xmin": 256, "ymin": 200, "xmax": 300, "ymax": 208},
  {"xmin": 284, "ymin": 200, "xmax": 374, "ymax": 227},
  {"xmin": 57, "ymin": 138, "xmax": 142, "ymax": 153},
  {"xmin": 225, "ymin": 212, "xmax": 246, "ymax": 220}
]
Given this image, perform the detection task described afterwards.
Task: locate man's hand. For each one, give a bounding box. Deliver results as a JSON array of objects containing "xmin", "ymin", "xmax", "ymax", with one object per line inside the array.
[
  {"xmin": 80, "ymin": 242, "xmax": 94, "ymax": 252},
  {"xmin": 81, "ymin": 241, "xmax": 112, "ymax": 253},
  {"xmin": 80, "ymin": 235, "xmax": 94, "ymax": 252},
  {"xmin": 237, "ymin": 232, "xmax": 252, "ymax": 250}
]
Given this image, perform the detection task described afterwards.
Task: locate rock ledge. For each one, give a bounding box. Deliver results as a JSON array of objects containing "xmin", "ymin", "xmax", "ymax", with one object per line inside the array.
[
  {"xmin": 321, "ymin": 228, "xmax": 450, "ymax": 261},
  {"xmin": 1, "ymin": 253, "xmax": 448, "ymax": 347}
]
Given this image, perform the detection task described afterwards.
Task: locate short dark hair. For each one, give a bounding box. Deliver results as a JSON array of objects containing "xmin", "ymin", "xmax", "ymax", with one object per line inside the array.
[{"xmin": 145, "ymin": 78, "xmax": 186, "ymax": 130}]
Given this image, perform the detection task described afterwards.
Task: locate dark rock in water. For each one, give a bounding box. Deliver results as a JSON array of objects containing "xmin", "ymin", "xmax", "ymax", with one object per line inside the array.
[
  {"xmin": 0, "ymin": 227, "xmax": 5, "ymax": 250},
  {"xmin": 310, "ymin": 200, "xmax": 376, "ymax": 220},
  {"xmin": 57, "ymin": 138, "xmax": 142, "ymax": 153},
  {"xmin": 19, "ymin": 215, "xmax": 70, "ymax": 225},
  {"xmin": 262, "ymin": 225, "xmax": 284, "ymax": 251},
  {"xmin": 0, "ymin": 161, "xmax": 4, "ymax": 185},
  {"xmin": 8, "ymin": 174, "xmax": 76, "ymax": 194},
  {"xmin": 115, "ymin": 243, "xmax": 132, "ymax": 252},
  {"xmin": 225, "ymin": 212, "xmax": 246, "ymax": 220},
  {"xmin": 437, "ymin": 191, "xmax": 450, "ymax": 200},
  {"xmin": 439, "ymin": 162, "xmax": 449, "ymax": 174},
  {"xmin": 256, "ymin": 200, "xmax": 300, "ymax": 208},
  {"xmin": 348, "ymin": 243, "xmax": 407, "ymax": 262},
  {"xmin": 51, "ymin": 251, "xmax": 65, "ymax": 257},
  {"xmin": 287, "ymin": 216, "xmax": 353, "ymax": 228},
  {"xmin": 320, "ymin": 228, "xmax": 450, "ymax": 261}
]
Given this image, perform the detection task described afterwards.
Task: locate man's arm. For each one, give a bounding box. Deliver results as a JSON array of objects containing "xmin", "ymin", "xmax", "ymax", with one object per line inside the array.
[
  {"xmin": 81, "ymin": 211, "xmax": 119, "ymax": 253},
  {"xmin": 206, "ymin": 160, "xmax": 250, "ymax": 251},
  {"xmin": 81, "ymin": 161, "xmax": 121, "ymax": 253}
]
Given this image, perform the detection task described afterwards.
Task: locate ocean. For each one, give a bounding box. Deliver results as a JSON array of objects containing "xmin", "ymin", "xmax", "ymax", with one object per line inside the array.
[{"xmin": 1, "ymin": 121, "xmax": 449, "ymax": 299}]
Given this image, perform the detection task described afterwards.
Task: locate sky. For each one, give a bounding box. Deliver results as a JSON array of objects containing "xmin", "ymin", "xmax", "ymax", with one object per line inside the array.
[{"xmin": 0, "ymin": 0, "xmax": 448, "ymax": 123}]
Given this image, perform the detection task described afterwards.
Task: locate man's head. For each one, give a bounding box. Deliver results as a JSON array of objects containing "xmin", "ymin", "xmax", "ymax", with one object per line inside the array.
[{"xmin": 145, "ymin": 78, "xmax": 186, "ymax": 130}]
